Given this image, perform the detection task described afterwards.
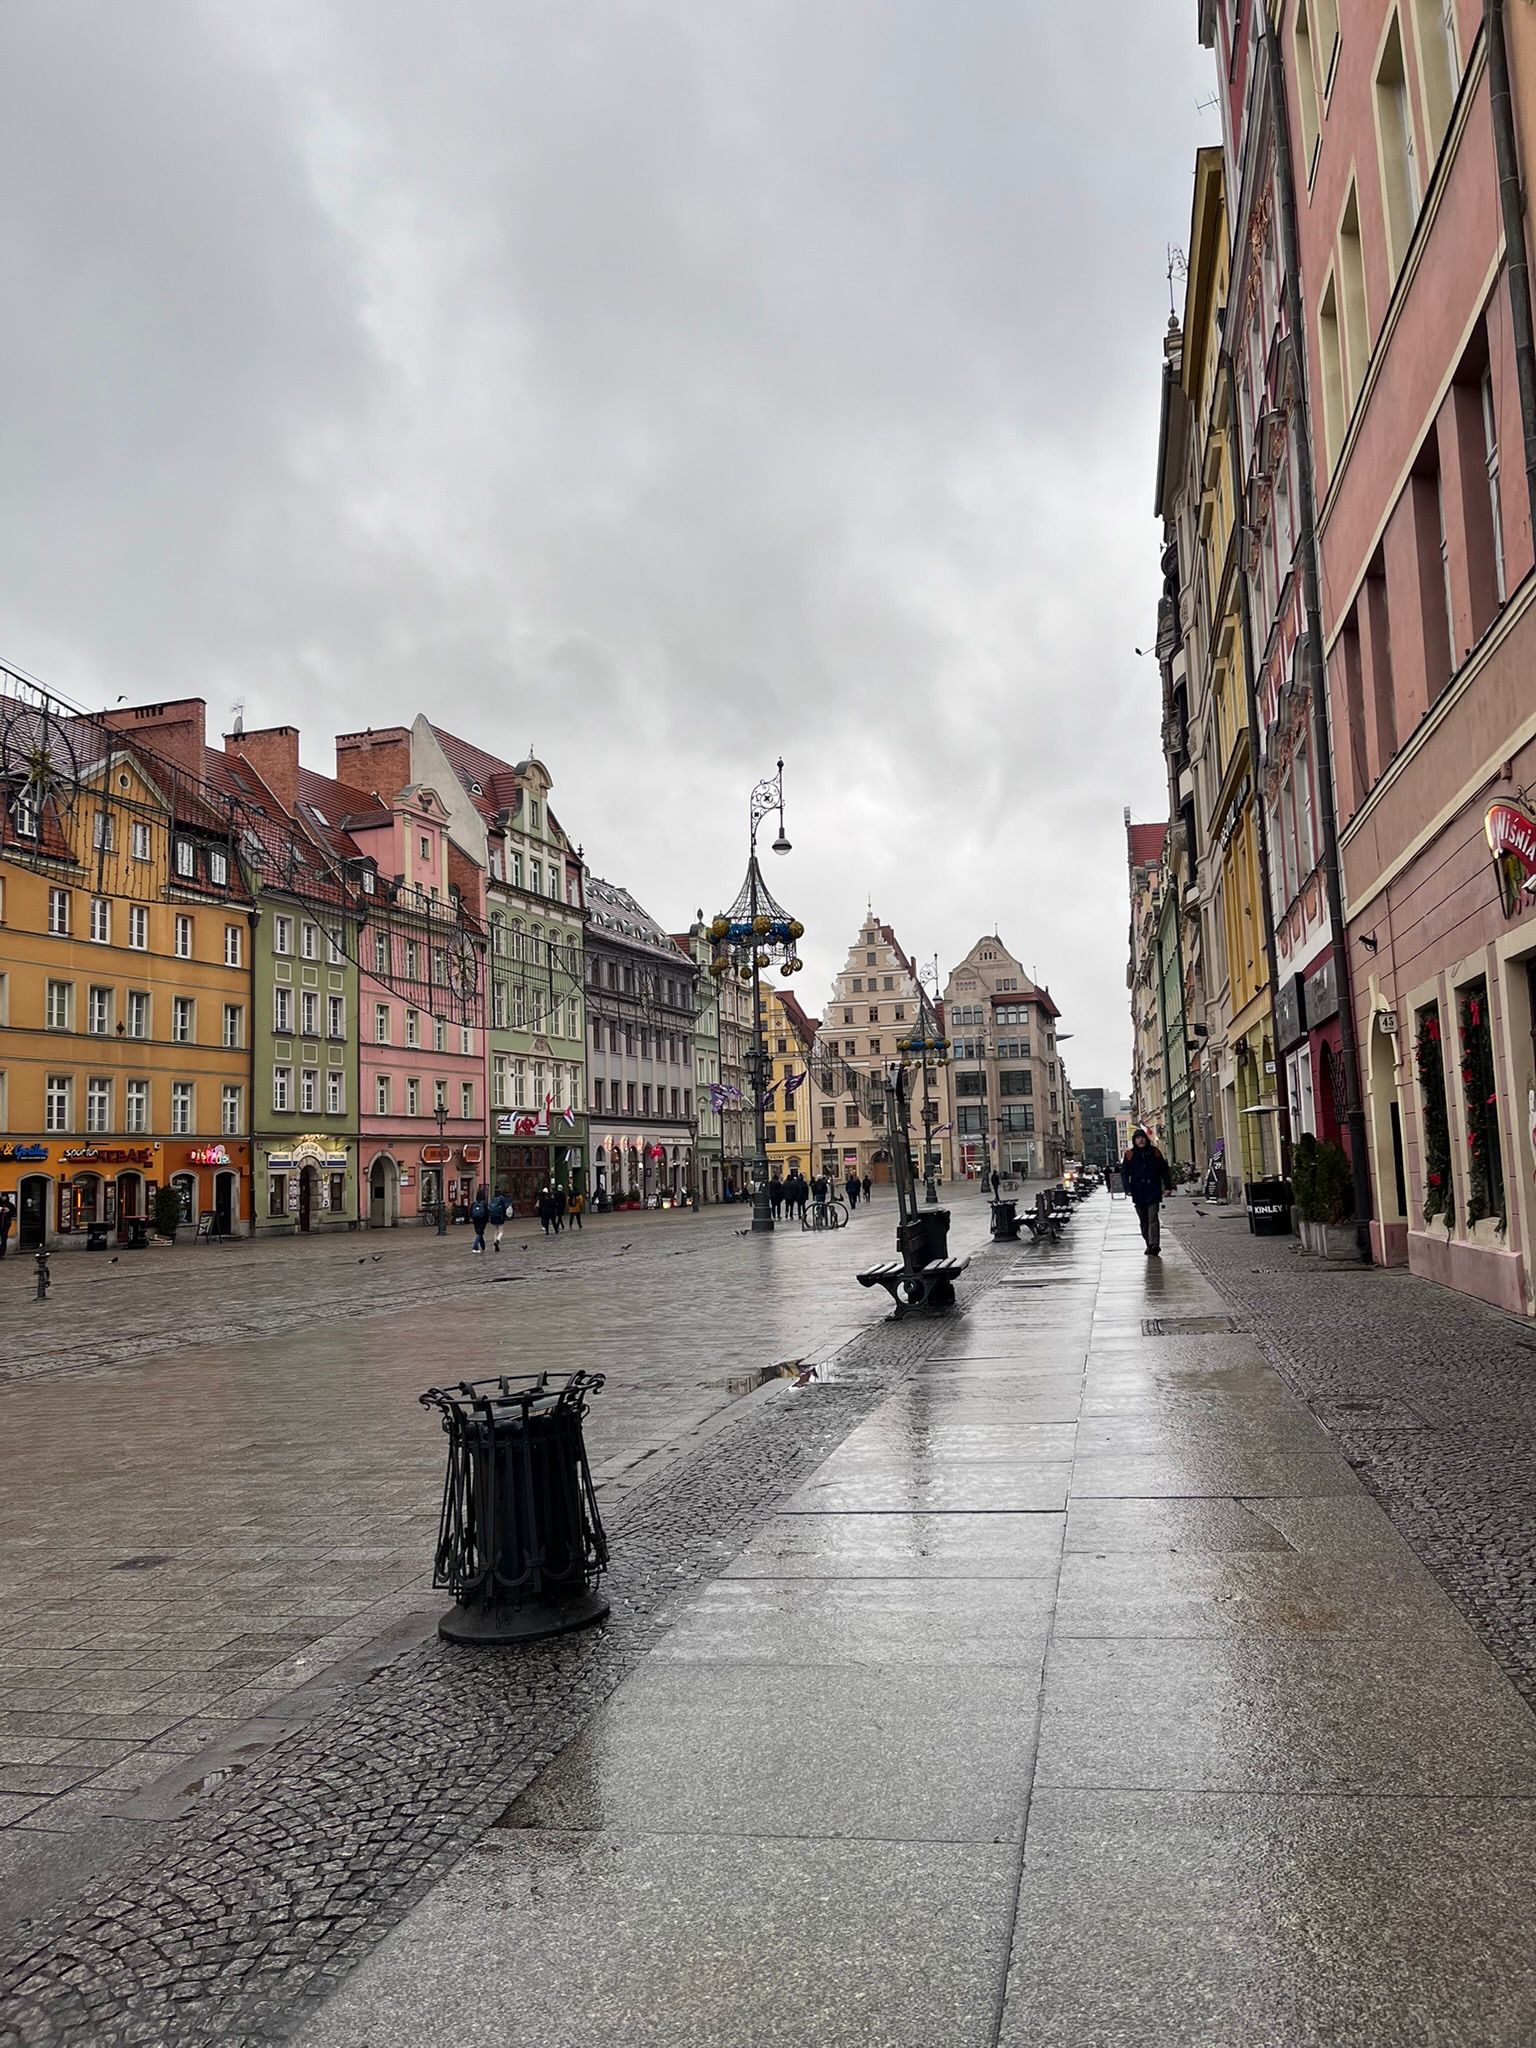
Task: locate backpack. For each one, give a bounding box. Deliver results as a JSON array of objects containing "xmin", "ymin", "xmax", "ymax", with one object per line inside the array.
[{"xmin": 489, "ymin": 1195, "xmax": 508, "ymax": 1224}]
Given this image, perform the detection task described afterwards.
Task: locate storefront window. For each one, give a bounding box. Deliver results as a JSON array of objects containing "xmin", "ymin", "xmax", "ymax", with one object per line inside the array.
[
  {"xmin": 269, "ymin": 1173, "xmax": 288, "ymax": 1219},
  {"xmin": 173, "ymin": 1175, "xmax": 196, "ymax": 1223},
  {"xmin": 329, "ymin": 1172, "xmax": 346, "ymax": 1214},
  {"xmin": 1414, "ymin": 1004, "xmax": 1454, "ymax": 1230},
  {"xmin": 1457, "ymin": 978, "xmax": 1506, "ymax": 1230}
]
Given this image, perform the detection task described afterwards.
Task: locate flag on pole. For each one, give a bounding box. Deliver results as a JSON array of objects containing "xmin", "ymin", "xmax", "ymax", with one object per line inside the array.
[
  {"xmin": 561, "ymin": 1104, "xmax": 576, "ymax": 1127},
  {"xmin": 535, "ymin": 1093, "xmax": 551, "ymax": 1135},
  {"xmin": 783, "ymin": 1071, "xmax": 806, "ymax": 1101}
]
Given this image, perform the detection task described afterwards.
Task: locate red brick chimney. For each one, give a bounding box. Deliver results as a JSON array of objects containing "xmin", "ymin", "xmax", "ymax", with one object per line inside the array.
[
  {"xmin": 225, "ymin": 726, "xmax": 300, "ymax": 814},
  {"xmin": 100, "ymin": 698, "xmax": 208, "ymax": 777},
  {"xmin": 335, "ymin": 727, "xmax": 412, "ymax": 800}
]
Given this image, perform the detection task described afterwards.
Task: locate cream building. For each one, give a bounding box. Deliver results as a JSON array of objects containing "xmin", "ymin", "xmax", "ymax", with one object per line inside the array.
[
  {"xmin": 811, "ymin": 914, "xmax": 950, "ymax": 1185},
  {"xmin": 943, "ymin": 935, "xmax": 1066, "ymax": 1181}
]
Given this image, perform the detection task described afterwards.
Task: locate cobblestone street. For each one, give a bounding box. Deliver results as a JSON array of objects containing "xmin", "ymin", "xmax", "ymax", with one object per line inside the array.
[{"xmin": 5, "ymin": 1188, "xmax": 1536, "ymax": 2042}]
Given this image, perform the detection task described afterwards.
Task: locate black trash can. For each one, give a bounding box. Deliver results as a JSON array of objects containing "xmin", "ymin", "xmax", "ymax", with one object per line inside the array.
[
  {"xmin": 1246, "ymin": 1178, "xmax": 1294, "ymax": 1236},
  {"xmin": 420, "ymin": 1372, "xmax": 610, "ymax": 1644},
  {"xmin": 990, "ymin": 1198, "xmax": 1021, "ymax": 1241},
  {"xmin": 898, "ymin": 1208, "xmax": 950, "ymax": 1266}
]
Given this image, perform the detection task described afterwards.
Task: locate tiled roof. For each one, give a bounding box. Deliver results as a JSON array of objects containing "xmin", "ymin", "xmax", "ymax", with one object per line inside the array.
[
  {"xmin": 1127, "ymin": 821, "xmax": 1168, "ymax": 871},
  {"xmin": 586, "ymin": 875, "xmax": 690, "ymax": 960}
]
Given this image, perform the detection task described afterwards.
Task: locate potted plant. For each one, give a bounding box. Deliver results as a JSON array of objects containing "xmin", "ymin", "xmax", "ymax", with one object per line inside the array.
[
  {"xmin": 152, "ymin": 1184, "xmax": 186, "ymax": 1244},
  {"xmin": 1291, "ymin": 1134, "xmax": 1355, "ymax": 1256}
]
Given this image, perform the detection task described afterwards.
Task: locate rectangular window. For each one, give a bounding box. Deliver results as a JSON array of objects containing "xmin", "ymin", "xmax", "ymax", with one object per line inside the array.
[
  {"xmin": 131, "ymin": 819, "xmax": 151, "ymax": 861},
  {"xmin": 626, "ymin": 1082, "xmax": 637, "ymax": 1114},
  {"xmin": 175, "ymin": 914, "xmax": 193, "ymax": 959},
  {"xmin": 274, "ymin": 986, "xmax": 293, "ymax": 1033},
  {"xmin": 821, "ymin": 1104, "xmax": 836, "ymax": 1128},
  {"xmin": 433, "ymin": 1016, "xmax": 447, "ymax": 1054},
  {"xmin": 223, "ymin": 1002, "xmax": 242, "ymax": 1048},
  {"xmin": 89, "ymin": 898, "xmax": 110, "ymax": 945},
  {"xmin": 1317, "ymin": 274, "xmax": 1345, "ymax": 468},
  {"xmin": 326, "ymin": 1070, "xmax": 344, "ymax": 1116},
  {"xmin": 764, "ymin": 1124, "xmax": 777, "ymax": 1145},
  {"xmin": 128, "ymin": 990, "xmax": 149, "ymax": 1039},
  {"xmin": 531, "ymin": 861, "xmax": 542, "ymax": 895},
  {"xmin": 329, "ymin": 1171, "xmax": 346, "ymax": 1213},
  {"xmin": 224, "ymin": 924, "xmax": 243, "ymax": 966},
  {"xmin": 300, "ymin": 991, "xmax": 320, "ymax": 1037},
  {"xmin": 845, "ymin": 1104, "xmax": 861, "ymax": 1128},
  {"xmin": 128, "ymin": 904, "xmax": 148, "ymax": 951},
  {"xmin": 221, "ymin": 1084, "xmax": 242, "ymax": 1136},
  {"xmin": 460, "ymin": 1025, "xmax": 472, "ymax": 1056},
  {"xmin": 172, "ymin": 996, "xmax": 194, "ymax": 1044},
  {"xmin": 209, "ymin": 849, "xmax": 228, "ymax": 886},
  {"xmin": 1457, "ymin": 977, "xmax": 1506, "ymax": 1227},
  {"xmin": 419, "ymin": 835, "xmax": 431, "ymax": 862},
  {"xmin": 328, "ymin": 994, "xmax": 345, "ymax": 1039},
  {"xmin": 373, "ymin": 931, "xmax": 388, "ymax": 974},
  {"xmin": 46, "ymin": 979, "xmax": 71, "ymax": 1031},
  {"xmin": 1482, "ymin": 363, "xmax": 1507, "ymax": 604},
  {"xmin": 48, "ymin": 888, "xmax": 70, "ymax": 937},
  {"xmin": 591, "ymin": 1077, "xmax": 605, "ymax": 1114},
  {"xmin": 376, "ymin": 1074, "xmax": 391, "ymax": 1115},
  {"xmin": 375, "ymin": 1003, "xmax": 391, "ymax": 1043},
  {"xmin": 1375, "ymin": 14, "xmax": 1418, "ymax": 275},
  {"xmin": 87, "ymin": 986, "xmax": 111, "ymax": 1035},
  {"xmin": 86, "ymin": 1078, "xmax": 111, "ymax": 1133},
  {"xmin": 274, "ymin": 915, "xmax": 293, "ymax": 956},
  {"xmin": 1339, "ymin": 185, "xmax": 1369, "ymax": 409},
  {"xmin": 269, "ymin": 1173, "xmax": 288, "ymax": 1219},
  {"xmin": 171, "ymin": 1081, "xmax": 193, "ymax": 1135},
  {"xmin": 125, "ymin": 1079, "xmax": 148, "ymax": 1134},
  {"xmin": 405, "ymin": 1007, "xmax": 420, "ymax": 1047},
  {"xmin": 45, "ymin": 1074, "xmax": 71, "ymax": 1133},
  {"xmin": 272, "ymin": 1066, "xmax": 292, "ymax": 1113},
  {"xmin": 1413, "ymin": 0, "xmax": 1459, "ymax": 155},
  {"xmin": 174, "ymin": 838, "xmax": 194, "ymax": 878},
  {"xmin": 405, "ymin": 940, "xmax": 420, "ymax": 978},
  {"xmin": 301, "ymin": 922, "xmax": 319, "ymax": 960},
  {"xmin": 460, "ymin": 1081, "xmax": 474, "ymax": 1119},
  {"xmin": 300, "ymin": 1069, "xmax": 319, "ymax": 1114}
]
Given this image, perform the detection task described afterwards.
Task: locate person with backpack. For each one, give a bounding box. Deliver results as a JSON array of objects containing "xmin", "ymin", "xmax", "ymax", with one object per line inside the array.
[
  {"xmin": 536, "ymin": 1186, "xmax": 555, "ymax": 1236},
  {"xmin": 469, "ymin": 1186, "xmax": 490, "ymax": 1255},
  {"xmin": 489, "ymin": 1188, "xmax": 509, "ymax": 1252}
]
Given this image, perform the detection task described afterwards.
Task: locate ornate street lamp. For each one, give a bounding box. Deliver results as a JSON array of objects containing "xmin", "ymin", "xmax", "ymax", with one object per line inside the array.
[
  {"xmin": 707, "ymin": 761, "xmax": 801, "ymax": 1234},
  {"xmin": 917, "ymin": 955, "xmax": 944, "ymax": 1205},
  {"xmin": 894, "ymin": 991, "xmax": 949, "ymax": 1212},
  {"xmin": 433, "ymin": 1097, "xmax": 449, "ymax": 1237}
]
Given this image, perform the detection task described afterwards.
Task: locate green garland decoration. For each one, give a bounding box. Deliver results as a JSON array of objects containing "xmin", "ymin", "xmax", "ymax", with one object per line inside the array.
[
  {"xmin": 1415, "ymin": 1009, "xmax": 1454, "ymax": 1231},
  {"xmin": 1458, "ymin": 988, "xmax": 1506, "ymax": 1233}
]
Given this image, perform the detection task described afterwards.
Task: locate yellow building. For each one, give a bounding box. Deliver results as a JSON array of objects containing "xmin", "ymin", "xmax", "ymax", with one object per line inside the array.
[
  {"xmin": 761, "ymin": 985, "xmax": 818, "ymax": 1181},
  {"xmin": 0, "ymin": 700, "xmax": 255, "ymax": 1246}
]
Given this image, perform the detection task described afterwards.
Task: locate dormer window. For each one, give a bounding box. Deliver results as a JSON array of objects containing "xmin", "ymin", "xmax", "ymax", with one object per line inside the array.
[
  {"xmin": 12, "ymin": 790, "xmax": 38, "ymax": 838},
  {"xmin": 361, "ymin": 868, "xmax": 375, "ymax": 895},
  {"xmin": 175, "ymin": 837, "xmax": 194, "ymax": 877}
]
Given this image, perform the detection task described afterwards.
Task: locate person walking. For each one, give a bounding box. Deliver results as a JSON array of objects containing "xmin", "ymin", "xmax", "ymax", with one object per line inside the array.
[
  {"xmin": 469, "ymin": 1187, "xmax": 490, "ymax": 1254},
  {"xmin": 769, "ymin": 1173, "xmax": 784, "ymax": 1221},
  {"xmin": 0, "ymin": 1192, "xmax": 14, "ymax": 1259},
  {"xmin": 792, "ymin": 1172, "xmax": 809, "ymax": 1226},
  {"xmin": 554, "ymin": 1184, "xmax": 568, "ymax": 1234},
  {"xmin": 1120, "ymin": 1127, "xmax": 1173, "ymax": 1256},
  {"xmin": 860, "ymin": 1173, "xmax": 873, "ymax": 1203},
  {"xmin": 537, "ymin": 1186, "xmax": 554, "ymax": 1236},
  {"xmin": 568, "ymin": 1188, "xmax": 584, "ymax": 1231},
  {"xmin": 844, "ymin": 1172, "xmax": 860, "ymax": 1211},
  {"xmin": 489, "ymin": 1188, "xmax": 509, "ymax": 1252},
  {"xmin": 990, "ymin": 1167, "xmax": 1001, "ymax": 1199}
]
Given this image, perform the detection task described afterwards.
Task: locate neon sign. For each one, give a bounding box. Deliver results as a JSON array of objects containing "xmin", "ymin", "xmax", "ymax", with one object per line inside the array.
[{"xmin": 1486, "ymin": 801, "xmax": 1536, "ymax": 917}]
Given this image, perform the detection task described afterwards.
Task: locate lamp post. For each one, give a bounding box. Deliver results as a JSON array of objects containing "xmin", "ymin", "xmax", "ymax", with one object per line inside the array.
[
  {"xmin": 918, "ymin": 955, "xmax": 942, "ymax": 1205},
  {"xmin": 433, "ymin": 1097, "xmax": 449, "ymax": 1236},
  {"xmin": 707, "ymin": 761, "xmax": 800, "ymax": 1235}
]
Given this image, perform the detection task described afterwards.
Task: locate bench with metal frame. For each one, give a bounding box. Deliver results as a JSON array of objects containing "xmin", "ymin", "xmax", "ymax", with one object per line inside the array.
[
  {"xmin": 1021, "ymin": 1188, "xmax": 1072, "ymax": 1242},
  {"xmin": 856, "ymin": 1253, "xmax": 971, "ymax": 1316}
]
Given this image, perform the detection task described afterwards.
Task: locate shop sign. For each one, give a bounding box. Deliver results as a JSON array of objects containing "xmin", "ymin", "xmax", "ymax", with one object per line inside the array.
[
  {"xmin": 421, "ymin": 1144, "xmax": 449, "ymax": 1165},
  {"xmin": 1486, "ymin": 799, "xmax": 1536, "ymax": 917},
  {"xmin": 1274, "ymin": 972, "xmax": 1304, "ymax": 1051},
  {"xmin": 269, "ymin": 1135, "xmax": 348, "ymax": 1169},
  {"xmin": 399, "ymin": 1169, "xmax": 414, "ymax": 1188},
  {"xmin": 60, "ymin": 1146, "xmax": 154, "ymax": 1167},
  {"xmin": 1303, "ymin": 954, "xmax": 1339, "ymax": 1030},
  {"xmin": 0, "ymin": 1143, "xmax": 48, "ymax": 1162},
  {"xmin": 461, "ymin": 1144, "xmax": 484, "ymax": 1165},
  {"xmin": 187, "ymin": 1145, "xmax": 231, "ymax": 1167},
  {"xmin": 497, "ymin": 1112, "xmax": 550, "ymax": 1137}
]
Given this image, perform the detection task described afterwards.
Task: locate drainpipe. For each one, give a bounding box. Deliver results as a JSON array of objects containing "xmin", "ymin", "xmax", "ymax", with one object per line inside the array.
[
  {"xmin": 1221, "ymin": 343, "xmax": 1293, "ymax": 1173},
  {"xmin": 1259, "ymin": 8, "xmax": 1373, "ymax": 1258},
  {"xmin": 1487, "ymin": 0, "xmax": 1536, "ymax": 531}
]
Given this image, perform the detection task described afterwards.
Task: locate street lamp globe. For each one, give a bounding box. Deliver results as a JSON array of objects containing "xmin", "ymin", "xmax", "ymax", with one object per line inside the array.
[{"xmin": 771, "ymin": 826, "xmax": 792, "ymax": 856}]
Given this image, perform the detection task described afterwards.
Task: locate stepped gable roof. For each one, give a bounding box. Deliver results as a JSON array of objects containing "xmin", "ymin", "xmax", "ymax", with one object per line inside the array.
[
  {"xmin": 586, "ymin": 874, "xmax": 690, "ymax": 961},
  {"xmin": 1127, "ymin": 821, "xmax": 1168, "ymax": 871},
  {"xmin": 875, "ymin": 922, "xmax": 918, "ymax": 981}
]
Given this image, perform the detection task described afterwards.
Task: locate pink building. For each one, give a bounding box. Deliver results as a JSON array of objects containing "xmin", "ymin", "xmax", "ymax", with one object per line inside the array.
[
  {"xmin": 1284, "ymin": 1, "xmax": 1536, "ymax": 1310},
  {"xmin": 301, "ymin": 738, "xmax": 488, "ymax": 1227}
]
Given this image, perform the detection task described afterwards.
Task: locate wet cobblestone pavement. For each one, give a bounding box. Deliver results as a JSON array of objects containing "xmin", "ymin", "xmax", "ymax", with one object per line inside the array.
[
  {"xmin": 1168, "ymin": 1196, "xmax": 1536, "ymax": 1712},
  {"xmin": 8, "ymin": 1191, "xmax": 1536, "ymax": 2043}
]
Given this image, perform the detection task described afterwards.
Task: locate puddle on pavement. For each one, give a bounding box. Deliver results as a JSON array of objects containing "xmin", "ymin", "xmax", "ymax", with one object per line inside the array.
[{"xmin": 723, "ymin": 1359, "xmax": 821, "ymax": 1397}]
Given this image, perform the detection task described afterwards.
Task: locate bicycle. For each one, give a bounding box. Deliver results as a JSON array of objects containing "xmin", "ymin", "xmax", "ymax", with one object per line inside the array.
[{"xmin": 802, "ymin": 1199, "xmax": 849, "ymax": 1231}]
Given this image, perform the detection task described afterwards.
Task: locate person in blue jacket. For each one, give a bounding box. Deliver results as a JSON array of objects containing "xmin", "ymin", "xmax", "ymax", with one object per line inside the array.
[{"xmin": 1119, "ymin": 1127, "xmax": 1174, "ymax": 1256}]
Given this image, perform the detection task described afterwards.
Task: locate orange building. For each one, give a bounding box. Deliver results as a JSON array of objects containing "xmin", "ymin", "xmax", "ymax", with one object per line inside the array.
[{"xmin": 1, "ymin": 694, "xmax": 254, "ymax": 1246}]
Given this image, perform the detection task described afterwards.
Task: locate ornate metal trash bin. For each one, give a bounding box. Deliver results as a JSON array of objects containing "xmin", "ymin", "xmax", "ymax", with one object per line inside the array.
[{"xmin": 420, "ymin": 1372, "xmax": 609, "ymax": 1645}]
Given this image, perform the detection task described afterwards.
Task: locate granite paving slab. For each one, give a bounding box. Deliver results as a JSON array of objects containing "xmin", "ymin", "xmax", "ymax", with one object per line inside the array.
[
  {"xmin": 652, "ymin": 1575, "xmax": 1056, "ymax": 1665},
  {"xmin": 724, "ymin": 1511, "xmax": 1066, "ymax": 1580}
]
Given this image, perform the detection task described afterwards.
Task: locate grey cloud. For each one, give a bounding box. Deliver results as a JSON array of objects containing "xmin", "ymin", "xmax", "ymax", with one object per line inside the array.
[{"xmin": 1, "ymin": 0, "xmax": 1213, "ymax": 1087}]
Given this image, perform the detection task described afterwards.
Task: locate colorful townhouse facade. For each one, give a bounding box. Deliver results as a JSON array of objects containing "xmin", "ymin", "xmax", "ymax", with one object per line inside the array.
[{"xmin": 2, "ymin": 691, "xmax": 255, "ymax": 1246}]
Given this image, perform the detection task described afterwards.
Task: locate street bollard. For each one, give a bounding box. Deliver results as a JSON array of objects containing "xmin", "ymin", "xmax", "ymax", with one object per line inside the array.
[{"xmin": 34, "ymin": 1247, "xmax": 50, "ymax": 1302}]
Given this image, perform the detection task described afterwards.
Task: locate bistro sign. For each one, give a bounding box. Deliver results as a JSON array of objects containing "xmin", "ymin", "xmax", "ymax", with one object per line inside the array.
[
  {"xmin": 1486, "ymin": 800, "xmax": 1536, "ymax": 917},
  {"xmin": 60, "ymin": 1146, "xmax": 154, "ymax": 1167},
  {"xmin": 0, "ymin": 1143, "xmax": 48, "ymax": 1163}
]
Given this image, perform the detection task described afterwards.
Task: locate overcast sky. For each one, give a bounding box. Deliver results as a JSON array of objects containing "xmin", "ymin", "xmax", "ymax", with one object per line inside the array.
[{"xmin": 2, "ymin": 2, "xmax": 1214, "ymax": 1091}]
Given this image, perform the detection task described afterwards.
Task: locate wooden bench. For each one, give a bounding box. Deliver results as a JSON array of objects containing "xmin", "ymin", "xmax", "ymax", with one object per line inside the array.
[
  {"xmin": 1022, "ymin": 1190, "xmax": 1068, "ymax": 1242},
  {"xmin": 856, "ymin": 1254, "xmax": 971, "ymax": 1316}
]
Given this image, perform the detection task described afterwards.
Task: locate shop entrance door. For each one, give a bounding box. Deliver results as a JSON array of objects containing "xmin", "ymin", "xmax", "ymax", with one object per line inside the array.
[
  {"xmin": 214, "ymin": 1173, "xmax": 235, "ymax": 1237},
  {"xmin": 299, "ymin": 1167, "xmax": 315, "ymax": 1232},
  {"xmin": 18, "ymin": 1176, "xmax": 48, "ymax": 1249}
]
